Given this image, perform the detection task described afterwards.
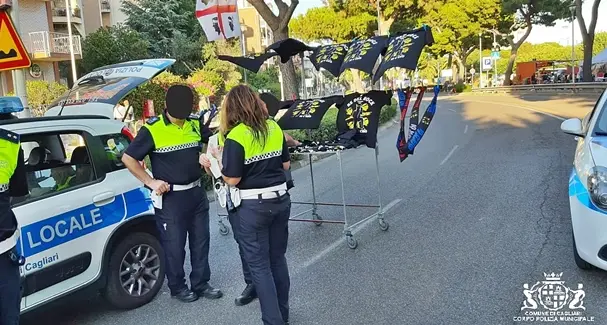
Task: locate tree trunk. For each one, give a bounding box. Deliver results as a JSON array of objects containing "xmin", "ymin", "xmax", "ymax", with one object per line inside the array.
[
  {"xmin": 581, "ymin": 37, "xmax": 594, "ymax": 82},
  {"xmin": 272, "ymin": 27, "xmax": 300, "ymax": 99},
  {"xmin": 503, "ymin": 47, "xmax": 518, "ymax": 86}
]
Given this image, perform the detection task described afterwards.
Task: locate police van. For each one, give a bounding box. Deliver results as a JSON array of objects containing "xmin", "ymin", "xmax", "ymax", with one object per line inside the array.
[{"xmin": 2, "ymin": 59, "xmax": 180, "ymax": 314}]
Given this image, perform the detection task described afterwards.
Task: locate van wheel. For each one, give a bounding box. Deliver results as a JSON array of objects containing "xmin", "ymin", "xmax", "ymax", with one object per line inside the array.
[
  {"xmin": 104, "ymin": 232, "xmax": 165, "ymax": 309},
  {"xmin": 572, "ymin": 231, "xmax": 593, "ymax": 270}
]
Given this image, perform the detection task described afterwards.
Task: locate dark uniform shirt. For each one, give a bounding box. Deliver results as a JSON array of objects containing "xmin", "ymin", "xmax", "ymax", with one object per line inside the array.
[
  {"xmin": 125, "ymin": 111, "xmax": 207, "ymax": 185},
  {"xmin": 0, "ymin": 128, "xmax": 27, "ymax": 242},
  {"xmin": 221, "ymin": 119, "xmax": 290, "ymax": 190}
]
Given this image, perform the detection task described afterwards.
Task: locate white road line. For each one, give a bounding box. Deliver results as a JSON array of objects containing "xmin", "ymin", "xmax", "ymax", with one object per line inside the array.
[
  {"xmin": 463, "ymin": 99, "xmax": 566, "ymax": 121},
  {"xmin": 464, "ymin": 125, "xmax": 468, "ymax": 134},
  {"xmin": 299, "ymin": 198, "xmax": 402, "ymax": 270},
  {"xmin": 440, "ymin": 145, "xmax": 459, "ymax": 166},
  {"xmin": 448, "ymin": 108, "xmax": 457, "ymax": 112}
]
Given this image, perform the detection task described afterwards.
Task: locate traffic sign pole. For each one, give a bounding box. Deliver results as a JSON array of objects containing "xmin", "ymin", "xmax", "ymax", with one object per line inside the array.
[{"xmin": 6, "ymin": 0, "xmax": 31, "ymax": 117}]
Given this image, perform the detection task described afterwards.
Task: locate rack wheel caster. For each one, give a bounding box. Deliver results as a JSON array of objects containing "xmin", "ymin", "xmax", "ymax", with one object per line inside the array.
[
  {"xmin": 379, "ymin": 219, "xmax": 389, "ymax": 231},
  {"xmin": 346, "ymin": 236, "xmax": 358, "ymax": 249},
  {"xmin": 313, "ymin": 213, "xmax": 323, "ymax": 226},
  {"xmin": 219, "ymin": 223, "xmax": 230, "ymax": 236}
]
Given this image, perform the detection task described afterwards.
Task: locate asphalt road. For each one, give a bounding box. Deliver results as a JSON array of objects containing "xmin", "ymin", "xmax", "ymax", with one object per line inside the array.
[{"xmin": 21, "ymin": 92, "xmax": 607, "ymax": 325}]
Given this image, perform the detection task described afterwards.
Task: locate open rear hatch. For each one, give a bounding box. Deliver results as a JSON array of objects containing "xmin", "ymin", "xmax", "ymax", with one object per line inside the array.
[{"xmin": 45, "ymin": 59, "xmax": 176, "ymax": 119}]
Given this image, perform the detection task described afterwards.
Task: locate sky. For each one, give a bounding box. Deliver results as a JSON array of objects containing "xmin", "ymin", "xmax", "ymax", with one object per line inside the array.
[{"xmin": 292, "ymin": 0, "xmax": 607, "ymax": 46}]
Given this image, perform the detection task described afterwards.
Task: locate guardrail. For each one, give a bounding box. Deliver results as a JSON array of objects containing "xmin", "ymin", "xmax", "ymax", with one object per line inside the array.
[{"xmin": 471, "ymin": 82, "xmax": 607, "ymax": 94}]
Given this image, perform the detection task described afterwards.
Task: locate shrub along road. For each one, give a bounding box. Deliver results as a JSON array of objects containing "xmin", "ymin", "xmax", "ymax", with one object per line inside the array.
[{"xmin": 21, "ymin": 93, "xmax": 607, "ymax": 324}]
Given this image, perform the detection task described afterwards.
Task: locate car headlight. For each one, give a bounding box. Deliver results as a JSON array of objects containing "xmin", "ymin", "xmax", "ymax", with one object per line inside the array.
[{"xmin": 587, "ymin": 166, "xmax": 607, "ymax": 209}]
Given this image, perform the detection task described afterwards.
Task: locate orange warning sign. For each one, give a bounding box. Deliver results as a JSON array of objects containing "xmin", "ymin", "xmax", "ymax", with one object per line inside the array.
[{"xmin": 0, "ymin": 11, "xmax": 31, "ymax": 72}]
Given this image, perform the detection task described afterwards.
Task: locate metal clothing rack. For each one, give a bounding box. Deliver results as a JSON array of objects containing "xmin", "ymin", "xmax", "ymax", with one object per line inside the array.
[{"xmin": 288, "ymin": 143, "xmax": 389, "ymax": 249}]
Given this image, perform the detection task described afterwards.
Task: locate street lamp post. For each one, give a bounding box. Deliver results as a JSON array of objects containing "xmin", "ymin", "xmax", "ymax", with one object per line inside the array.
[
  {"xmin": 479, "ymin": 33, "xmax": 483, "ymax": 88},
  {"xmin": 570, "ymin": 4, "xmax": 576, "ymax": 85},
  {"xmin": 65, "ymin": 0, "xmax": 78, "ymax": 85},
  {"xmin": 376, "ymin": 0, "xmax": 383, "ymax": 89}
]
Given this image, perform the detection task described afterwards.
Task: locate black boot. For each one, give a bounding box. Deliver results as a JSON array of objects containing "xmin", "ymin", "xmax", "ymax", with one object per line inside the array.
[
  {"xmin": 235, "ymin": 284, "xmax": 257, "ymax": 306},
  {"xmin": 171, "ymin": 289, "xmax": 198, "ymax": 303},
  {"xmin": 195, "ymin": 284, "xmax": 223, "ymax": 299}
]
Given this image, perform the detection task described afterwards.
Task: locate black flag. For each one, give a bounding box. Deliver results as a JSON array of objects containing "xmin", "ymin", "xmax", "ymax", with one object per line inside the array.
[
  {"xmin": 372, "ymin": 26, "xmax": 434, "ymax": 83},
  {"xmin": 339, "ymin": 36, "xmax": 389, "ymax": 76},
  {"xmin": 309, "ymin": 42, "xmax": 350, "ymax": 78},
  {"xmin": 259, "ymin": 92, "xmax": 294, "ymax": 118},
  {"xmin": 218, "ymin": 52, "xmax": 278, "ymax": 73},
  {"xmin": 277, "ymin": 95, "xmax": 343, "ymax": 130},
  {"xmin": 266, "ymin": 38, "xmax": 315, "ymax": 63}
]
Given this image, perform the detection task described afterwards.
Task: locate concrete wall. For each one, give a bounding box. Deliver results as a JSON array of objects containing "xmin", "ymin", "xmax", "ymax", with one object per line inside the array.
[
  {"xmin": 18, "ymin": 0, "xmax": 51, "ymax": 52},
  {"xmin": 81, "ymin": 0, "xmax": 102, "ymax": 35},
  {"xmin": 109, "ymin": 0, "xmax": 128, "ymax": 26}
]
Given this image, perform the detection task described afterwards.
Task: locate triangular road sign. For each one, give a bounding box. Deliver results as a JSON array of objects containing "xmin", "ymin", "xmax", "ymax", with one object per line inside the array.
[{"xmin": 0, "ymin": 11, "xmax": 32, "ymax": 72}]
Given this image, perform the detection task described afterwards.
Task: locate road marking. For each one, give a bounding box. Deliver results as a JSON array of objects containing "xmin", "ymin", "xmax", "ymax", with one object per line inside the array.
[
  {"xmin": 448, "ymin": 108, "xmax": 457, "ymax": 112},
  {"xmin": 464, "ymin": 125, "xmax": 468, "ymax": 134},
  {"xmin": 440, "ymin": 145, "xmax": 459, "ymax": 166},
  {"xmin": 463, "ymin": 99, "xmax": 566, "ymax": 121},
  {"xmin": 299, "ymin": 198, "xmax": 401, "ymax": 270}
]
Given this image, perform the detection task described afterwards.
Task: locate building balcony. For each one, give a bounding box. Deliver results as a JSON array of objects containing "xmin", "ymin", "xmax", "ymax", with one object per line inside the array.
[
  {"xmin": 51, "ymin": 2, "xmax": 83, "ymax": 24},
  {"xmin": 100, "ymin": 0, "xmax": 110, "ymax": 12},
  {"xmin": 28, "ymin": 31, "xmax": 82, "ymax": 62}
]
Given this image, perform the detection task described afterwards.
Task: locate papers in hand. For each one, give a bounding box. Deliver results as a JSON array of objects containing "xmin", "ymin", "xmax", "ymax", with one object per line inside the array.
[{"xmin": 207, "ymin": 134, "xmax": 222, "ymax": 179}]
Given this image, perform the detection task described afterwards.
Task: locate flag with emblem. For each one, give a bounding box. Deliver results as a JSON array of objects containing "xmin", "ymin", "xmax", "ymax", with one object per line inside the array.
[{"xmin": 196, "ymin": 0, "xmax": 241, "ymax": 41}]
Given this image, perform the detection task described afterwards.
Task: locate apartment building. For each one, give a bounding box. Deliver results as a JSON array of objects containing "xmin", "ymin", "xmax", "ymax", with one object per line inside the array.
[
  {"xmin": 0, "ymin": 0, "xmax": 127, "ymax": 95},
  {"xmin": 237, "ymin": 0, "xmax": 274, "ymax": 55}
]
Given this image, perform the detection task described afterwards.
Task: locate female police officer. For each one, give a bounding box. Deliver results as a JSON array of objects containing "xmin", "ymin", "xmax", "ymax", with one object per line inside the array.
[{"xmin": 211, "ymin": 85, "xmax": 291, "ymax": 325}]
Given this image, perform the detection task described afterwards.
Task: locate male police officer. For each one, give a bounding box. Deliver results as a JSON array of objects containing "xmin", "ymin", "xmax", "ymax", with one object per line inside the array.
[
  {"xmin": 0, "ymin": 107, "xmax": 28, "ymax": 325},
  {"xmin": 122, "ymin": 85, "xmax": 222, "ymax": 303}
]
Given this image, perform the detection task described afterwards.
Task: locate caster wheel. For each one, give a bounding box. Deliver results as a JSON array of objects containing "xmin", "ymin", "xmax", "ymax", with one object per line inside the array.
[
  {"xmin": 379, "ymin": 219, "xmax": 389, "ymax": 231},
  {"xmin": 313, "ymin": 213, "xmax": 323, "ymax": 226},
  {"xmin": 346, "ymin": 236, "xmax": 358, "ymax": 249},
  {"xmin": 219, "ymin": 223, "xmax": 230, "ymax": 236}
]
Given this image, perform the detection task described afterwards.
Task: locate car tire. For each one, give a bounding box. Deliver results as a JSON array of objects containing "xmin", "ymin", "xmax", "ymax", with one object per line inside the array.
[
  {"xmin": 103, "ymin": 232, "xmax": 166, "ymax": 309},
  {"xmin": 572, "ymin": 231, "xmax": 593, "ymax": 270}
]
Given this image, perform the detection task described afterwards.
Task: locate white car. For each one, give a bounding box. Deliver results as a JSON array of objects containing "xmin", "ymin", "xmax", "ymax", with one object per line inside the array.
[
  {"xmin": 562, "ymin": 88, "xmax": 607, "ymax": 271},
  {"xmin": 3, "ymin": 58, "xmax": 179, "ymax": 314}
]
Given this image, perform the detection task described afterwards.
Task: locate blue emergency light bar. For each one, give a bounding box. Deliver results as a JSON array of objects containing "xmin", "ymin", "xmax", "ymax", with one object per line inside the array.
[{"xmin": 0, "ymin": 97, "xmax": 25, "ymax": 114}]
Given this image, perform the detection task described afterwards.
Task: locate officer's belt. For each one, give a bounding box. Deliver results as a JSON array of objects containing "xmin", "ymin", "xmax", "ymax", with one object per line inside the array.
[
  {"xmin": 0, "ymin": 183, "xmax": 8, "ymax": 193},
  {"xmin": 0, "ymin": 230, "xmax": 19, "ymax": 256},
  {"xmin": 171, "ymin": 179, "xmax": 201, "ymax": 192},
  {"xmin": 240, "ymin": 183, "xmax": 287, "ymax": 200}
]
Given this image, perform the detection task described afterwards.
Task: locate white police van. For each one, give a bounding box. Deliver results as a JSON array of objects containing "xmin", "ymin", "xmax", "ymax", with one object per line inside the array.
[{"xmin": 3, "ymin": 59, "xmax": 179, "ymax": 314}]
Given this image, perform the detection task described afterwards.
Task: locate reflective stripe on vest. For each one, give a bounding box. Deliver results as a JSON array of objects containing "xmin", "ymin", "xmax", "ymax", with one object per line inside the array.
[
  {"xmin": 144, "ymin": 115, "xmax": 202, "ymax": 153},
  {"xmin": 226, "ymin": 119, "xmax": 284, "ymax": 165},
  {"xmin": 56, "ymin": 175, "xmax": 75, "ymax": 191}
]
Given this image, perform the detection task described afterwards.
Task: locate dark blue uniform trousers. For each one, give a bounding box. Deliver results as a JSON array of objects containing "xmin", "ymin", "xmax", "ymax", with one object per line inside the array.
[
  {"xmin": 0, "ymin": 248, "xmax": 20, "ymax": 325},
  {"xmin": 155, "ymin": 185, "xmax": 211, "ymax": 295},
  {"xmin": 238, "ymin": 193, "xmax": 291, "ymax": 325},
  {"xmin": 227, "ymin": 210, "xmax": 252, "ymax": 284}
]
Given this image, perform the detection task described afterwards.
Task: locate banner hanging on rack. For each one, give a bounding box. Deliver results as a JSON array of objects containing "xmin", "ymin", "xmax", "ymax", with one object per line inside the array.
[
  {"xmin": 336, "ymin": 90, "xmax": 392, "ymax": 149},
  {"xmin": 309, "ymin": 42, "xmax": 351, "ymax": 78},
  {"xmin": 277, "ymin": 95, "xmax": 343, "ymax": 130},
  {"xmin": 398, "ymin": 86, "xmax": 439, "ymax": 162},
  {"xmin": 218, "ymin": 52, "xmax": 278, "ymax": 73},
  {"xmin": 339, "ymin": 36, "xmax": 389, "ymax": 76},
  {"xmin": 372, "ymin": 26, "xmax": 434, "ymax": 83},
  {"xmin": 196, "ymin": 0, "xmax": 241, "ymax": 41}
]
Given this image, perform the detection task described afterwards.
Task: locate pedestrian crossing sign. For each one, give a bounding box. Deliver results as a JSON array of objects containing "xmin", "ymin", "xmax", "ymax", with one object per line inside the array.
[{"xmin": 0, "ymin": 11, "xmax": 32, "ymax": 72}]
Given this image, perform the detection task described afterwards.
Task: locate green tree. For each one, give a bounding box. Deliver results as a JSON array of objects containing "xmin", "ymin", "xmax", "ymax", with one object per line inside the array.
[
  {"xmin": 573, "ymin": 0, "xmax": 603, "ymax": 81},
  {"xmin": 188, "ymin": 40, "xmax": 242, "ymax": 98},
  {"xmin": 423, "ymin": 0, "xmax": 507, "ymax": 81},
  {"xmin": 594, "ymin": 31, "xmax": 607, "ymax": 55},
  {"xmin": 495, "ymin": 0, "xmax": 570, "ymax": 85},
  {"xmin": 247, "ymin": 0, "xmax": 300, "ymax": 99},
  {"xmin": 121, "ymin": 0, "xmax": 204, "ymax": 76},
  {"xmin": 248, "ymin": 66, "xmax": 282, "ymax": 98},
  {"xmin": 80, "ymin": 24, "xmax": 149, "ymax": 74}
]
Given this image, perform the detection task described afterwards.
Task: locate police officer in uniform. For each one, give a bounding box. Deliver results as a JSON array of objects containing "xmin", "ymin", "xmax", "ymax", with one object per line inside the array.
[
  {"xmin": 0, "ymin": 108, "xmax": 28, "ymax": 325},
  {"xmin": 122, "ymin": 85, "xmax": 223, "ymax": 303},
  {"xmin": 213, "ymin": 85, "xmax": 292, "ymax": 325}
]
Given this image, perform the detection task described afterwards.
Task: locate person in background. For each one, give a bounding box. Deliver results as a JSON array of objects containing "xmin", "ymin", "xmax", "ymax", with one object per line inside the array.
[
  {"xmin": 211, "ymin": 85, "xmax": 292, "ymax": 325},
  {"xmin": 0, "ymin": 108, "xmax": 28, "ymax": 325},
  {"xmin": 121, "ymin": 85, "xmax": 223, "ymax": 303}
]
